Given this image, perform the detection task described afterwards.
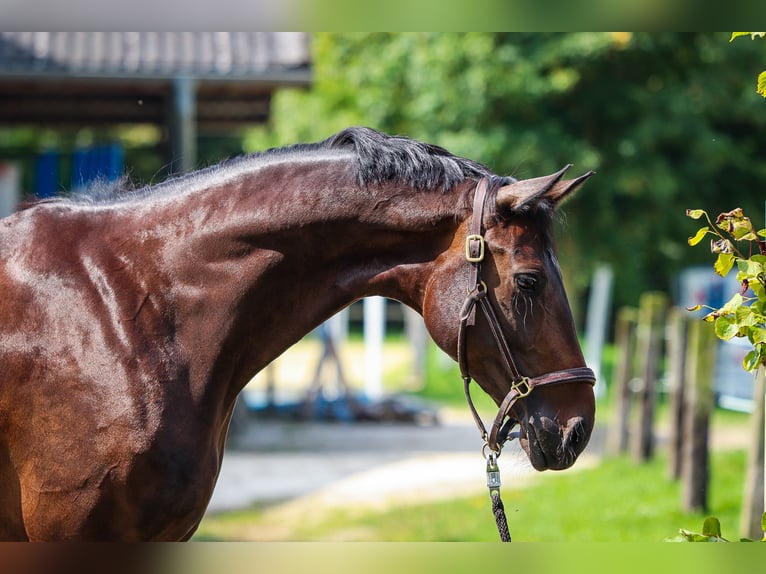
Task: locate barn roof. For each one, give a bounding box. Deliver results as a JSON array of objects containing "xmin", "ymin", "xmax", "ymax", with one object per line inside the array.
[
  {"xmin": 0, "ymin": 32, "xmax": 310, "ymax": 81},
  {"xmin": 0, "ymin": 32, "xmax": 312, "ymax": 130}
]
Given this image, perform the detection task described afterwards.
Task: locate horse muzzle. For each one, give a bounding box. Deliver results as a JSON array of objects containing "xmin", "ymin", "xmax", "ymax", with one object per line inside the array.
[{"xmin": 518, "ymin": 414, "xmax": 592, "ymax": 471}]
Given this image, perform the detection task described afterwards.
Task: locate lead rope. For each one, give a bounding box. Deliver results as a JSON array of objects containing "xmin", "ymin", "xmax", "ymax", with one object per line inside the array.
[{"xmin": 486, "ymin": 449, "xmax": 511, "ymax": 542}]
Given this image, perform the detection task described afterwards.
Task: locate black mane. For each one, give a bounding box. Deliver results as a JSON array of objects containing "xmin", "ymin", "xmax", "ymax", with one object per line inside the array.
[{"xmin": 323, "ymin": 126, "xmax": 495, "ymax": 190}]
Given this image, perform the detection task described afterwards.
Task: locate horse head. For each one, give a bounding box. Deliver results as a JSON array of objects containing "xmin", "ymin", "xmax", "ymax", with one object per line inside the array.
[{"xmin": 422, "ymin": 166, "xmax": 596, "ymax": 471}]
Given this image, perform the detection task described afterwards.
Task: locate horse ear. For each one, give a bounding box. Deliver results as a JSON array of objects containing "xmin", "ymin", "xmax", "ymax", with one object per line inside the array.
[
  {"xmin": 496, "ymin": 165, "xmax": 594, "ymax": 210},
  {"xmin": 545, "ymin": 170, "xmax": 595, "ymax": 207}
]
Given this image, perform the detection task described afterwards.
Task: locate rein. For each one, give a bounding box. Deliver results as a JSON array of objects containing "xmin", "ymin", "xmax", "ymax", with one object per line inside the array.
[{"xmin": 457, "ymin": 178, "xmax": 596, "ymax": 541}]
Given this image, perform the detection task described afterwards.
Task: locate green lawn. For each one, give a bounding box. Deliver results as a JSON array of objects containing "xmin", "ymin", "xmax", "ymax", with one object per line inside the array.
[
  {"xmin": 195, "ymin": 449, "xmax": 746, "ymax": 542},
  {"xmin": 203, "ymin": 339, "xmax": 754, "ymax": 542}
]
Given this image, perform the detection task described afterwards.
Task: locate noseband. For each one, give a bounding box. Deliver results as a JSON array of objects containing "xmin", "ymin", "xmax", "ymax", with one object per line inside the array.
[{"xmin": 457, "ymin": 178, "xmax": 596, "ymax": 454}]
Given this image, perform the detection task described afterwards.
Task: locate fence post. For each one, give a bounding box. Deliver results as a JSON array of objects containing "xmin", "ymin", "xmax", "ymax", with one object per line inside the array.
[
  {"xmin": 632, "ymin": 292, "xmax": 668, "ymax": 463},
  {"xmin": 666, "ymin": 308, "xmax": 689, "ymax": 480},
  {"xmin": 608, "ymin": 307, "xmax": 638, "ymax": 456},
  {"xmin": 740, "ymin": 365, "xmax": 766, "ymax": 539},
  {"xmin": 681, "ymin": 319, "xmax": 717, "ymax": 513}
]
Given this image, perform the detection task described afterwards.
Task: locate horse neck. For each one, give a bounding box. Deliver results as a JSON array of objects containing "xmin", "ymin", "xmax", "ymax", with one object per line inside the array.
[{"xmin": 118, "ymin": 157, "xmax": 468, "ymax": 395}]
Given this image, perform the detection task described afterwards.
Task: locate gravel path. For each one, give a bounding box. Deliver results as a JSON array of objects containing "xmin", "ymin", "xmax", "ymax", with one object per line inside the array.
[{"xmin": 206, "ymin": 415, "xmax": 605, "ymax": 515}]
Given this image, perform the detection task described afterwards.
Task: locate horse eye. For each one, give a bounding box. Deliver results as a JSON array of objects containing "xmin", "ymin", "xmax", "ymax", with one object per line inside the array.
[{"xmin": 515, "ymin": 273, "xmax": 540, "ymax": 294}]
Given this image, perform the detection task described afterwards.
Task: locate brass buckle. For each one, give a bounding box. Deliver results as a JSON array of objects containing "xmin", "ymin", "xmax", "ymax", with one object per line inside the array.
[
  {"xmin": 511, "ymin": 377, "xmax": 532, "ymax": 398},
  {"xmin": 465, "ymin": 234, "xmax": 485, "ymax": 262}
]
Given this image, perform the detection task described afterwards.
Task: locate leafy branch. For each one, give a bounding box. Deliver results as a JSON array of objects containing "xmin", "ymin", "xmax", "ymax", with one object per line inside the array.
[
  {"xmin": 668, "ymin": 514, "xmax": 766, "ymax": 542},
  {"xmin": 686, "ymin": 207, "xmax": 766, "ymax": 371},
  {"xmin": 730, "ymin": 32, "xmax": 766, "ymax": 97}
]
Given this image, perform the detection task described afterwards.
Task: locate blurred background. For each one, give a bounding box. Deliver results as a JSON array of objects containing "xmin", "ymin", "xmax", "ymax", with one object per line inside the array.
[{"xmin": 2, "ymin": 32, "xmax": 765, "ymax": 541}]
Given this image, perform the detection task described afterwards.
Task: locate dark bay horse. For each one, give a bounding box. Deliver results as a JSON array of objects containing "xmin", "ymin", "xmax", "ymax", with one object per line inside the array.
[{"xmin": 0, "ymin": 127, "xmax": 595, "ymax": 540}]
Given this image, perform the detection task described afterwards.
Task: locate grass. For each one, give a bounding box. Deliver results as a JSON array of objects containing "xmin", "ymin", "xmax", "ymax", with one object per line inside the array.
[
  {"xmin": 195, "ymin": 448, "xmax": 747, "ymax": 542},
  {"xmin": 204, "ymin": 338, "xmax": 755, "ymax": 542}
]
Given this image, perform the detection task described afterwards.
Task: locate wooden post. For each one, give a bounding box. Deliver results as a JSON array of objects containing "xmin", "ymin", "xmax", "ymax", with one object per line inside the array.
[
  {"xmin": 681, "ymin": 319, "xmax": 717, "ymax": 513},
  {"xmin": 632, "ymin": 292, "xmax": 668, "ymax": 462},
  {"xmin": 740, "ymin": 364, "xmax": 765, "ymax": 539},
  {"xmin": 608, "ymin": 307, "xmax": 638, "ymax": 456},
  {"xmin": 666, "ymin": 308, "xmax": 689, "ymax": 480}
]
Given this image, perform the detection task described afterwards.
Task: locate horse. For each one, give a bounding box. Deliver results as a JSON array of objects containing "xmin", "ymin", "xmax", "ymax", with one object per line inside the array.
[{"xmin": 0, "ymin": 127, "xmax": 596, "ymax": 540}]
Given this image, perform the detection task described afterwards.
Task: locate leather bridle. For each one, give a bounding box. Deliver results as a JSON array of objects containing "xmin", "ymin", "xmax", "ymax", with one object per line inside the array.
[{"xmin": 457, "ymin": 178, "xmax": 596, "ymax": 454}]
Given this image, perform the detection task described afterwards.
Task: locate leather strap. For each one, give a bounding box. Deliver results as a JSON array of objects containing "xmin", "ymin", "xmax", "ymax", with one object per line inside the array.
[
  {"xmin": 465, "ymin": 179, "xmax": 488, "ymax": 327},
  {"xmin": 458, "ymin": 177, "xmax": 596, "ymax": 453}
]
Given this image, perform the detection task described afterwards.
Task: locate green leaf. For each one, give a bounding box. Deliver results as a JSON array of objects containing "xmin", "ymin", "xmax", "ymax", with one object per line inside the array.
[
  {"xmin": 758, "ymin": 71, "xmax": 766, "ymax": 98},
  {"xmin": 733, "ymin": 226, "xmax": 759, "ymax": 241},
  {"xmin": 714, "ymin": 253, "xmax": 736, "ymax": 277},
  {"xmin": 743, "ymin": 350, "xmax": 760, "ymax": 372},
  {"xmin": 702, "ymin": 517, "xmax": 723, "ymax": 538},
  {"xmin": 737, "ymin": 259, "xmax": 766, "ymax": 280},
  {"xmin": 688, "ymin": 227, "xmax": 710, "ymax": 246},
  {"xmin": 719, "ymin": 292, "xmax": 744, "ymax": 315},
  {"xmin": 716, "ymin": 208, "xmax": 757, "ymax": 240},
  {"xmin": 735, "ymin": 305, "xmax": 759, "ymax": 327},
  {"xmin": 716, "ymin": 208, "xmax": 745, "ymax": 230},
  {"xmin": 730, "ymin": 32, "xmax": 766, "ymax": 41},
  {"xmin": 715, "ymin": 315, "xmax": 740, "ymax": 340},
  {"xmin": 686, "ymin": 208, "xmax": 706, "ymax": 220},
  {"xmin": 749, "ymin": 328, "xmax": 766, "ymax": 345}
]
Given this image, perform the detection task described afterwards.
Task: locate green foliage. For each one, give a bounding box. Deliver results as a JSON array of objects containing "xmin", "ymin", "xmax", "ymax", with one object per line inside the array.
[
  {"xmin": 248, "ymin": 33, "xmax": 766, "ymax": 311},
  {"xmin": 730, "ymin": 33, "xmax": 766, "ymax": 97},
  {"xmin": 668, "ymin": 516, "xmax": 728, "ymax": 542},
  {"xmin": 668, "ymin": 513, "xmax": 766, "ymax": 541},
  {"xmin": 686, "ymin": 207, "xmax": 766, "ymax": 371}
]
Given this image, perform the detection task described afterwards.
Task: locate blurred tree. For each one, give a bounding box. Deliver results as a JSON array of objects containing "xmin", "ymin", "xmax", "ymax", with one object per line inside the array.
[{"xmin": 246, "ymin": 33, "xmax": 766, "ymax": 313}]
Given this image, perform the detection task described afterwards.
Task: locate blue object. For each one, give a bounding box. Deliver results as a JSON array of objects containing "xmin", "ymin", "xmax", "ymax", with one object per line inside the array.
[
  {"xmin": 71, "ymin": 143, "xmax": 125, "ymax": 190},
  {"xmin": 34, "ymin": 149, "xmax": 58, "ymax": 198}
]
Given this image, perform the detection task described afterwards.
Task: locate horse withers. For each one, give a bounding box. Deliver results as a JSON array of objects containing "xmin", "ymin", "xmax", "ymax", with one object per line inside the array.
[{"xmin": 0, "ymin": 127, "xmax": 595, "ymax": 540}]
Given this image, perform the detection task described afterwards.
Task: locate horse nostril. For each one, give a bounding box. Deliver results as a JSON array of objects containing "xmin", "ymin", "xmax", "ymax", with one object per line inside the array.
[{"xmin": 563, "ymin": 416, "xmax": 589, "ymax": 454}]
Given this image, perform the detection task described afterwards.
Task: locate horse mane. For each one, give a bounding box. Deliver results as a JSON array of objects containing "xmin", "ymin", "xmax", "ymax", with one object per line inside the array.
[
  {"xmin": 28, "ymin": 127, "xmax": 504, "ymax": 208},
  {"xmin": 323, "ymin": 126, "xmax": 494, "ymax": 191}
]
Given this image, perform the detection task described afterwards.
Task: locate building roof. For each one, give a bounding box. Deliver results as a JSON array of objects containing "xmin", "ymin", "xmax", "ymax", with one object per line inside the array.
[
  {"xmin": 0, "ymin": 32, "xmax": 312, "ymax": 129},
  {"xmin": 0, "ymin": 32, "xmax": 311, "ymax": 81}
]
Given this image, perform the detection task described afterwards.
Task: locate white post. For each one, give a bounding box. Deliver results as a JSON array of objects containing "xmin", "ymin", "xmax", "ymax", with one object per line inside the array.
[
  {"xmin": 171, "ymin": 76, "xmax": 197, "ymax": 174},
  {"xmin": 584, "ymin": 264, "xmax": 614, "ymax": 398},
  {"xmin": 363, "ymin": 297, "xmax": 385, "ymax": 400},
  {"xmin": 403, "ymin": 305, "xmax": 428, "ymax": 387},
  {"xmin": 0, "ymin": 162, "xmax": 20, "ymax": 218}
]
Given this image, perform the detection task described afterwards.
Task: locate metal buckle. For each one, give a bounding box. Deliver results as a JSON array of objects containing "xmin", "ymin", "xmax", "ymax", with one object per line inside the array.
[
  {"xmin": 465, "ymin": 234, "xmax": 485, "ymax": 262},
  {"xmin": 511, "ymin": 377, "xmax": 532, "ymax": 398}
]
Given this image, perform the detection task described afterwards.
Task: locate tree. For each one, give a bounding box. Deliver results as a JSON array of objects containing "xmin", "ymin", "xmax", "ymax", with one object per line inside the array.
[{"xmin": 247, "ymin": 33, "xmax": 766, "ymax": 313}]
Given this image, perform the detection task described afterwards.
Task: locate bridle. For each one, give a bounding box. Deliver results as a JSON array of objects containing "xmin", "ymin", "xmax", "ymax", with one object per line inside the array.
[{"xmin": 457, "ymin": 177, "xmax": 596, "ymax": 455}]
